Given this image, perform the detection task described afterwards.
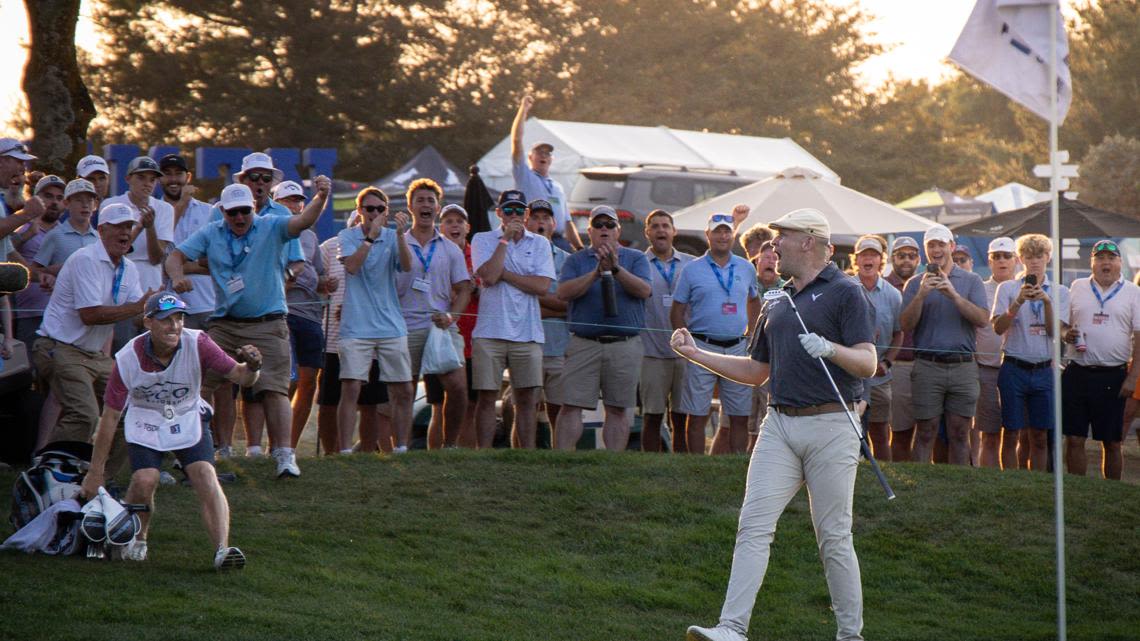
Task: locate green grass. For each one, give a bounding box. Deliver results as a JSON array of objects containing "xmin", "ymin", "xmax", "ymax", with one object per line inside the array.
[{"xmin": 2, "ymin": 451, "xmax": 1138, "ymax": 641}]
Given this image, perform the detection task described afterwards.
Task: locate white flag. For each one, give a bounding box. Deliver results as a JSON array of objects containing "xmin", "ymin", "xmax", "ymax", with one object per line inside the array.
[{"xmin": 948, "ymin": 0, "xmax": 1072, "ymax": 123}]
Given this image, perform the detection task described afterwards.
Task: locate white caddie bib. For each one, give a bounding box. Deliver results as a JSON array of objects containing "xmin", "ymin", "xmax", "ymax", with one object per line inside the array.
[{"xmin": 115, "ymin": 329, "xmax": 207, "ymax": 452}]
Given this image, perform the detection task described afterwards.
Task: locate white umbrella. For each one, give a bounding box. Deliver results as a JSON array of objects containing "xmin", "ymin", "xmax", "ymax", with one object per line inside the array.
[
  {"xmin": 673, "ymin": 167, "xmax": 938, "ymax": 239},
  {"xmin": 974, "ymin": 181, "xmax": 1048, "ymax": 213}
]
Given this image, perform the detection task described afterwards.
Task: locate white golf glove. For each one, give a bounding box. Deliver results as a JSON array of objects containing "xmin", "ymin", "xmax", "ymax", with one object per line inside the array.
[{"xmin": 799, "ymin": 332, "xmax": 836, "ymax": 359}]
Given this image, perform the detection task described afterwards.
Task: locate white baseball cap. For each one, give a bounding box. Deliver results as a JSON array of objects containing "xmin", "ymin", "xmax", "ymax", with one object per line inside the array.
[
  {"xmin": 272, "ymin": 180, "xmax": 305, "ymax": 200},
  {"xmin": 219, "ymin": 183, "xmax": 255, "ymax": 210},
  {"xmin": 232, "ymin": 152, "xmax": 284, "ymax": 183},
  {"xmin": 0, "ymin": 138, "xmax": 36, "ymax": 161},
  {"xmin": 76, "ymin": 154, "xmax": 109, "ymax": 177},
  {"xmin": 768, "ymin": 208, "xmax": 830, "ymax": 240},
  {"xmin": 64, "ymin": 178, "xmax": 97, "ymax": 199},
  {"xmin": 923, "ymin": 224, "xmax": 954, "ymax": 245},
  {"xmin": 988, "ymin": 237, "xmax": 1015, "ymax": 254},
  {"xmin": 98, "ymin": 203, "xmax": 138, "ymax": 227}
]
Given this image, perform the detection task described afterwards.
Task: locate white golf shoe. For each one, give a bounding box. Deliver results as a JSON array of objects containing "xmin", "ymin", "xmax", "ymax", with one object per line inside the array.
[
  {"xmin": 123, "ymin": 538, "xmax": 148, "ymax": 562},
  {"xmin": 273, "ymin": 448, "xmax": 300, "ymax": 478},
  {"xmin": 686, "ymin": 625, "xmax": 747, "ymax": 641},
  {"xmin": 214, "ymin": 546, "xmax": 246, "ymax": 570}
]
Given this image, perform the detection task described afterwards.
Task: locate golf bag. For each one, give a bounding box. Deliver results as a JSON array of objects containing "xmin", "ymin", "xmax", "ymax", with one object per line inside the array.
[{"xmin": 9, "ymin": 441, "xmax": 91, "ymax": 531}]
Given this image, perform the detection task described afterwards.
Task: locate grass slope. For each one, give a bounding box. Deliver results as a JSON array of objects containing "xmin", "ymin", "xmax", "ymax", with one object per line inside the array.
[{"xmin": 2, "ymin": 451, "xmax": 1138, "ymax": 641}]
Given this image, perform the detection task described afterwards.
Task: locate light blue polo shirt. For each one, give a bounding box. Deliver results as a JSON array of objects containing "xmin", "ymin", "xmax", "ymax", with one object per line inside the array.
[
  {"xmin": 860, "ymin": 274, "xmax": 902, "ymax": 385},
  {"xmin": 992, "ymin": 277, "xmax": 1071, "ymax": 363},
  {"xmin": 512, "ymin": 158, "xmax": 570, "ymax": 234},
  {"xmin": 210, "ymin": 198, "xmax": 304, "ymax": 263},
  {"xmin": 642, "ymin": 248, "xmax": 696, "ymax": 359},
  {"xmin": 177, "ymin": 215, "xmax": 293, "ymax": 319},
  {"xmin": 542, "ymin": 245, "xmax": 571, "ymax": 357},
  {"xmin": 673, "ymin": 253, "xmax": 758, "ymax": 341},
  {"xmin": 33, "ymin": 218, "xmax": 99, "ymax": 267},
  {"xmin": 338, "ymin": 226, "xmax": 406, "ymax": 340}
]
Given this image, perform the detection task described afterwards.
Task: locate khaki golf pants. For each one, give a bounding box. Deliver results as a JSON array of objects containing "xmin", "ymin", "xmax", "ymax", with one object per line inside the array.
[{"xmin": 718, "ymin": 409, "xmax": 864, "ymax": 641}]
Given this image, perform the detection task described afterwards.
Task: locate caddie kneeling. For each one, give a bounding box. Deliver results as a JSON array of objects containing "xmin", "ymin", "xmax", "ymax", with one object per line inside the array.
[{"xmin": 81, "ymin": 293, "xmax": 261, "ymax": 569}]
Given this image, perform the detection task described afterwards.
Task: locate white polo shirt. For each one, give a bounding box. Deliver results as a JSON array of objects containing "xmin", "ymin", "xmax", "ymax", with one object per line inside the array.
[
  {"xmin": 1067, "ymin": 276, "xmax": 1140, "ymax": 367},
  {"xmin": 100, "ymin": 194, "xmax": 175, "ymax": 292},
  {"xmin": 38, "ymin": 241, "xmax": 143, "ymax": 352},
  {"xmin": 171, "ymin": 198, "xmax": 216, "ymax": 315},
  {"xmin": 470, "ymin": 227, "xmax": 556, "ymax": 343}
]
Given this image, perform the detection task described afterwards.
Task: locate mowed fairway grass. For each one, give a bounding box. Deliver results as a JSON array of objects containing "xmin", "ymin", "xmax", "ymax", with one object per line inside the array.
[{"xmin": 2, "ymin": 450, "xmax": 1138, "ymax": 641}]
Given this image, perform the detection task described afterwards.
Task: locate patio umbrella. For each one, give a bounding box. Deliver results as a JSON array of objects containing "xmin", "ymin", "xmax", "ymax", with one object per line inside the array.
[
  {"xmin": 897, "ymin": 187, "xmax": 994, "ymax": 221},
  {"xmin": 949, "ymin": 196, "xmax": 1140, "ymax": 238},
  {"xmin": 672, "ymin": 167, "xmax": 937, "ymax": 239}
]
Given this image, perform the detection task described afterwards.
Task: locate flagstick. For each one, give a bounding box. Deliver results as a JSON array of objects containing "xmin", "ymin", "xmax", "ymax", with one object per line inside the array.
[{"xmin": 1048, "ymin": 6, "xmax": 1066, "ymax": 641}]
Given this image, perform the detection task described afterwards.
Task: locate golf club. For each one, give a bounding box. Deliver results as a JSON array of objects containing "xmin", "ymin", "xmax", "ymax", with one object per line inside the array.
[{"xmin": 763, "ymin": 289, "xmax": 896, "ymax": 500}]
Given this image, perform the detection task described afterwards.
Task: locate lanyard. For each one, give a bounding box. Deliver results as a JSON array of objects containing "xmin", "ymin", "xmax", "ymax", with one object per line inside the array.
[
  {"xmin": 707, "ymin": 256, "xmax": 735, "ymax": 298},
  {"xmin": 111, "ymin": 260, "xmax": 125, "ymax": 304},
  {"xmin": 413, "ymin": 238, "xmax": 438, "ymax": 273},
  {"xmin": 651, "ymin": 257, "xmax": 677, "ymax": 291},
  {"xmin": 1028, "ymin": 280, "xmax": 1049, "ymax": 323},
  {"xmin": 1091, "ymin": 279, "xmax": 1124, "ymax": 312},
  {"xmin": 226, "ymin": 227, "xmax": 253, "ymax": 270}
]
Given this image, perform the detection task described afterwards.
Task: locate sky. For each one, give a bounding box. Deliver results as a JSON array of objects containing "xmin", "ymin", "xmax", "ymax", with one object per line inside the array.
[{"xmin": 0, "ymin": 1, "xmax": 1059, "ymax": 133}]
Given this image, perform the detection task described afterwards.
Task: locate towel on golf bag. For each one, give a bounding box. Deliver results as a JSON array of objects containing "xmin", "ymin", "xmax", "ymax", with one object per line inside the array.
[{"xmin": 1, "ymin": 498, "xmax": 82, "ymax": 554}]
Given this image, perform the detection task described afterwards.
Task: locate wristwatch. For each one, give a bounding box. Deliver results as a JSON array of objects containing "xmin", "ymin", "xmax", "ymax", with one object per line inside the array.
[
  {"xmin": 363, "ymin": 236, "xmax": 375, "ymax": 245},
  {"xmin": 611, "ymin": 265, "xmax": 621, "ymax": 276},
  {"xmin": 882, "ymin": 359, "xmax": 892, "ymax": 370}
]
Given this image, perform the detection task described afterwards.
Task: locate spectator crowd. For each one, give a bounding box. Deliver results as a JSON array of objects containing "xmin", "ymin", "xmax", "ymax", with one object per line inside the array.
[{"xmin": 0, "ymin": 96, "xmax": 1136, "ymax": 484}]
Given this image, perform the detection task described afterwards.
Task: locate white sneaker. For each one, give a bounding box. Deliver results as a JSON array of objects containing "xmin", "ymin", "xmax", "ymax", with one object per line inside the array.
[
  {"xmin": 214, "ymin": 546, "xmax": 246, "ymax": 570},
  {"xmin": 123, "ymin": 538, "xmax": 148, "ymax": 562},
  {"xmin": 392, "ymin": 445, "xmax": 408, "ymax": 454},
  {"xmin": 246, "ymin": 445, "xmax": 263, "ymax": 457},
  {"xmin": 686, "ymin": 625, "xmax": 747, "ymax": 641},
  {"xmin": 215, "ymin": 445, "xmax": 233, "ymax": 460},
  {"xmin": 273, "ymin": 448, "xmax": 300, "ymax": 478}
]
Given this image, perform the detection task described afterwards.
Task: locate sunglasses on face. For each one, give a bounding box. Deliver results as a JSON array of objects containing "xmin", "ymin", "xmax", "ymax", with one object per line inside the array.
[
  {"xmin": 501, "ymin": 207, "xmax": 526, "ymax": 216},
  {"xmin": 224, "ymin": 207, "xmax": 253, "ymax": 217},
  {"xmin": 592, "ymin": 220, "xmax": 617, "ymax": 230},
  {"xmin": 243, "ymin": 172, "xmax": 274, "ymax": 184},
  {"xmin": 990, "ymin": 252, "xmax": 1014, "ymax": 260},
  {"xmin": 894, "ymin": 252, "xmax": 919, "ymax": 260},
  {"xmin": 361, "ymin": 204, "xmax": 387, "ymax": 214}
]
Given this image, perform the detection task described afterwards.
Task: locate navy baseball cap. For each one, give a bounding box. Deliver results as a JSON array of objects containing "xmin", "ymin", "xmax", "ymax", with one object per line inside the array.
[
  {"xmin": 498, "ymin": 189, "xmax": 527, "ymax": 208},
  {"xmin": 144, "ymin": 292, "xmax": 188, "ymax": 319},
  {"xmin": 158, "ymin": 153, "xmax": 189, "ymax": 171},
  {"xmin": 528, "ymin": 199, "xmax": 553, "ymax": 213}
]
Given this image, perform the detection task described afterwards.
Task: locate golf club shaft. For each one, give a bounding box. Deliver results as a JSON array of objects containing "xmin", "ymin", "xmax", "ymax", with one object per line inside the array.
[{"xmin": 784, "ymin": 297, "xmax": 897, "ymax": 501}]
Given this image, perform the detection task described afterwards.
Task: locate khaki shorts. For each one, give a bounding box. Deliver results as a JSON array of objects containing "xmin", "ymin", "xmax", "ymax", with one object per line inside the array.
[
  {"xmin": 542, "ymin": 356, "xmax": 565, "ymax": 406},
  {"xmin": 974, "ymin": 364, "xmax": 1002, "ymax": 434},
  {"xmin": 472, "ymin": 338, "xmax": 543, "ymax": 391},
  {"xmin": 911, "ymin": 358, "xmax": 980, "ymax": 420},
  {"xmin": 207, "ymin": 318, "xmax": 291, "ymax": 396},
  {"xmin": 867, "ymin": 382, "xmax": 892, "ymax": 424},
  {"xmin": 890, "ymin": 361, "xmax": 915, "ymax": 432},
  {"xmin": 680, "ymin": 338, "xmax": 752, "ymax": 417},
  {"xmin": 406, "ymin": 326, "xmax": 465, "ymax": 378},
  {"xmin": 562, "ymin": 335, "xmax": 644, "ymax": 409},
  {"xmin": 338, "ymin": 336, "xmax": 412, "ymax": 383},
  {"xmin": 639, "ymin": 356, "xmax": 685, "ymax": 415}
]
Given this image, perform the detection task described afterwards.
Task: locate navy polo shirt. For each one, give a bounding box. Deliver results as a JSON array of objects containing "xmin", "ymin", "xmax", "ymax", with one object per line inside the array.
[
  {"xmin": 751, "ymin": 263, "xmax": 874, "ymax": 408},
  {"xmin": 560, "ymin": 246, "xmax": 652, "ymax": 338}
]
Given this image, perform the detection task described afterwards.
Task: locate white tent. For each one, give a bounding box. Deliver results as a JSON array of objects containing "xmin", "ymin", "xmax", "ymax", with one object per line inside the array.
[
  {"xmin": 673, "ymin": 167, "xmax": 937, "ymax": 240},
  {"xmin": 475, "ymin": 119, "xmax": 839, "ymax": 195},
  {"xmin": 974, "ymin": 182, "xmax": 1048, "ymax": 213}
]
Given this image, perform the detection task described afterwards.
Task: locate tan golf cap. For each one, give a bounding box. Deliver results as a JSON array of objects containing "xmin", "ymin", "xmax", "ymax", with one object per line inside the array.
[{"xmin": 768, "ymin": 208, "xmax": 830, "ymax": 240}]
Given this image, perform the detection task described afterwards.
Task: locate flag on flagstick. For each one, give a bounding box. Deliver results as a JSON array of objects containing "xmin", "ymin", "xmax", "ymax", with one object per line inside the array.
[{"xmin": 948, "ymin": 0, "xmax": 1071, "ymax": 123}]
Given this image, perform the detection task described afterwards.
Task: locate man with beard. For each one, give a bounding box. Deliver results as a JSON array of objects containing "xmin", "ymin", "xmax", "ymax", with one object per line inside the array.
[
  {"xmin": 510, "ymin": 95, "xmax": 582, "ymax": 251},
  {"xmin": 640, "ymin": 209, "xmax": 695, "ymax": 453},
  {"xmin": 671, "ymin": 213, "xmax": 760, "ymax": 455},
  {"xmin": 160, "ymin": 154, "xmax": 216, "ymax": 329},
  {"xmin": 396, "ymin": 179, "xmax": 471, "ymax": 449},
  {"xmin": 976, "ymin": 237, "xmax": 1019, "ymax": 468},
  {"xmin": 336, "ymin": 187, "xmax": 413, "ymax": 453},
  {"xmin": 34, "ymin": 179, "xmax": 100, "ymax": 283},
  {"xmin": 850, "ymin": 235, "xmax": 902, "ymax": 460},
  {"xmin": 528, "ymin": 199, "xmax": 571, "ymax": 439},
  {"xmin": 555, "ymin": 205, "xmax": 652, "ymax": 451},
  {"xmin": 33, "ymin": 204, "xmax": 154, "ymax": 447},
  {"xmin": 0, "ymin": 139, "xmax": 44, "ymax": 252},
  {"xmin": 885, "ymin": 236, "xmax": 920, "ymax": 460},
  {"xmin": 901, "ymin": 224, "xmax": 989, "ymax": 465},
  {"xmin": 11, "ymin": 176, "xmax": 65, "ymax": 346},
  {"xmin": 167, "ymin": 181, "xmax": 328, "ymax": 478}
]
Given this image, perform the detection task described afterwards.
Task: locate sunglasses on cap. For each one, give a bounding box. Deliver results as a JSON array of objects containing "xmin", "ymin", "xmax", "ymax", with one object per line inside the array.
[
  {"xmin": 501, "ymin": 206, "xmax": 526, "ymax": 216},
  {"xmin": 224, "ymin": 207, "xmax": 253, "ymax": 217},
  {"xmin": 708, "ymin": 213, "xmax": 733, "ymax": 225},
  {"xmin": 361, "ymin": 204, "xmax": 387, "ymax": 214},
  {"xmin": 1093, "ymin": 241, "xmax": 1120, "ymax": 254},
  {"xmin": 242, "ymin": 172, "xmax": 274, "ymax": 184},
  {"xmin": 591, "ymin": 220, "xmax": 617, "ymax": 230},
  {"xmin": 0, "ymin": 142, "xmax": 30, "ymax": 156},
  {"xmin": 150, "ymin": 295, "xmax": 187, "ymax": 316}
]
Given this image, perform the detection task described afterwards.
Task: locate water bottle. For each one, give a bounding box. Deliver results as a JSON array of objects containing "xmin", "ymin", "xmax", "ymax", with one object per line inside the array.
[
  {"xmin": 1074, "ymin": 329, "xmax": 1087, "ymax": 353},
  {"xmin": 601, "ymin": 270, "xmax": 618, "ymax": 317}
]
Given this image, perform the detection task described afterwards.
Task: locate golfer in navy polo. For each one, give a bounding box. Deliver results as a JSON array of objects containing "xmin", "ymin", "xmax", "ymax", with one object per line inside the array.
[{"xmin": 673, "ymin": 208, "xmax": 876, "ymax": 641}]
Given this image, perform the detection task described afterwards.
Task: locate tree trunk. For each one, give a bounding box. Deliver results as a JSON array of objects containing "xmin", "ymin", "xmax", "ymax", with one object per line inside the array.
[{"xmin": 22, "ymin": 0, "xmax": 95, "ymax": 174}]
